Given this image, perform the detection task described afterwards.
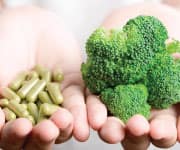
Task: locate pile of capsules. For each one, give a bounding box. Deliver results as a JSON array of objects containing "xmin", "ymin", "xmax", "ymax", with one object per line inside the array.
[{"xmin": 0, "ymin": 65, "xmax": 64, "ymax": 125}]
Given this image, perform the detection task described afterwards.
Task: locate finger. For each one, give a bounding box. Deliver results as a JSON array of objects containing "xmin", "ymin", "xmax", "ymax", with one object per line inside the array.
[
  {"xmin": 87, "ymin": 95, "xmax": 107, "ymax": 130},
  {"xmin": 126, "ymin": 115, "xmax": 150, "ymax": 136},
  {"xmin": 62, "ymin": 84, "xmax": 89, "ymax": 142},
  {"xmin": 0, "ymin": 118, "xmax": 32, "ymax": 150},
  {"xmin": 121, "ymin": 115, "xmax": 150, "ymax": 150},
  {"xmin": 24, "ymin": 120, "xmax": 59, "ymax": 150},
  {"xmin": 50, "ymin": 108, "xmax": 73, "ymax": 143},
  {"xmin": 122, "ymin": 134, "xmax": 150, "ymax": 150},
  {"xmin": 99, "ymin": 117, "xmax": 125, "ymax": 144},
  {"xmin": 0, "ymin": 108, "xmax": 5, "ymax": 131},
  {"xmin": 150, "ymin": 107, "xmax": 177, "ymax": 148},
  {"xmin": 177, "ymin": 116, "xmax": 180, "ymax": 142}
]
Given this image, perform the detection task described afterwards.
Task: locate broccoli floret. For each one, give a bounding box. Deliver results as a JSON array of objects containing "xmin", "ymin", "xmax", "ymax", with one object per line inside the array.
[
  {"xmin": 101, "ymin": 84, "xmax": 150, "ymax": 122},
  {"xmin": 166, "ymin": 39, "xmax": 180, "ymax": 63},
  {"xmin": 123, "ymin": 15, "xmax": 168, "ymax": 53},
  {"xmin": 166, "ymin": 39, "xmax": 180, "ymax": 54},
  {"xmin": 121, "ymin": 15, "xmax": 168, "ymax": 83},
  {"xmin": 81, "ymin": 28, "xmax": 127, "ymax": 94},
  {"xmin": 147, "ymin": 52, "xmax": 180, "ymax": 108}
]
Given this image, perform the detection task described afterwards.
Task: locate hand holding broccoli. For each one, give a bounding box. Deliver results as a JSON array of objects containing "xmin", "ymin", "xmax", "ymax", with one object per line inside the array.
[
  {"xmin": 82, "ymin": 15, "xmax": 180, "ymax": 122},
  {"xmin": 85, "ymin": 3, "xmax": 180, "ymax": 149}
]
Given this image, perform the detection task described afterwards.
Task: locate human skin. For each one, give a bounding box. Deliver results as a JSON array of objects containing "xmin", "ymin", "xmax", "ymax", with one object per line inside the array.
[
  {"xmin": 0, "ymin": 0, "xmax": 4, "ymax": 9},
  {"xmin": 163, "ymin": 0, "xmax": 180, "ymax": 9},
  {"xmin": 0, "ymin": 6, "xmax": 89, "ymax": 150},
  {"xmin": 86, "ymin": 2, "xmax": 180, "ymax": 150}
]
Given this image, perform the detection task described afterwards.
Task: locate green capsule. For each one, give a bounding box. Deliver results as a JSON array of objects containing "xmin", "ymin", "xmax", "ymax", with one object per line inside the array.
[
  {"xmin": 40, "ymin": 103, "xmax": 60, "ymax": 116},
  {"xmin": 7, "ymin": 100, "xmax": 29, "ymax": 117},
  {"xmin": 9, "ymin": 72, "xmax": 27, "ymax": 91},
  {"xmin": 1, "ymin": 87, "xmax": 20, "ymax": 103},
  {"xmin": 0, "ymin": 99, "xmax": 9, "ymax": 107},
  {"xmin": 21, "ymin": 81, "xmax": 28, "ymax": 86},
  {"xmin": 26, "ymin": 115, "xmax": 35, "ymax": 125},
  {"xmin": 38, "ymin": 91, "xmax": 52, "ymax": 104},
  {"xmin": 42, "ymin": 70, "xmax": 51, "ymax": 83},
  {"xmin": 21, "ymin": 104, "xmax": 27, "ymax": 110},
  {"xmin": 52, "ymin": 69, "xmax": 64, "ymax": 82},
  {"xmin": 46, "ymin": 83, "xmax": 63, "ymax": 105},
  {"xmin": 26, "ymin": 80, "xmax": 46, "ymax": 102},
  {"xmin": 17, "ymin": 77, "xmax": 39, "ymax": 99},
  {"xmin": 26, "ymin": 71, "xmax": 39, "ymax": 80},
  {"xmin": 34, "ymin": 65, "xmax": 51, "ymax": 82},
  {"xmin": 3, "ymin": 108, "xmax": 16, "ymax": 121},
  {"xmin": 27, "ymin": 102, "xmax": 38, "ymax": 121}
]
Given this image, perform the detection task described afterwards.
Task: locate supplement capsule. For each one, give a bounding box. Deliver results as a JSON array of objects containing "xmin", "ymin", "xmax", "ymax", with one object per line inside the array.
[
  {"xmin": 9, "ymin": 72, "xmax": 27, "ymax": 91},
  {"xmin": 34, "ymin": 65, "xmax": 51, "ymax": 82},
  {"xmin": 7, "ymin": 100, "xmax": 29, "ymax": 117},
  {"xmin": 1, "ymin": 87, "xmax": 21, "ymax": 103},
  {"xmin": 40, "ymin": 103, "xmax": 60, "ymax": 116},
  {"xmin": 26, "ymin": 115, "xmax": 35, "ymax": 125},
  {"xmin": 17, "ymin": 77, "xmax": 39, "ymax": 99},
  {"xmin": 3, "ymin": 108, "xmax": 16, "ymax": 121},
  {"xmin": 26, "ymin": 71, "xmax": 39, "ymax": 80},
  {"xmin": 27, "ymin": 102, "xmax": 38, "ymax": 121},
  {"xmin": 21, "ymin": 104, "xmax": 27, "ymax": 110},
  {"xmin": 38, "ymin": 91, "xmax": 52, "ymax": 104},
  {"xmin": 21, "ymin": 81, "xmax": 28, "ymax": 87},
  {"xmin": 46, "ymin": 83, "xmax": 63, "ymax": 105},
  {"xmin": 0, "ymin": 99, "xmax": 9, "ymax": 107},
  {"xmin": 52, "ymin": 69, "xmax": 64, "ymax": 82},
  {"xmin": 42, "ymin": 70, "xmax": 51, "ymax": 83},
  {"xmin": 26, "ymin": 80, "xmax": 46, "ymax": 102}
]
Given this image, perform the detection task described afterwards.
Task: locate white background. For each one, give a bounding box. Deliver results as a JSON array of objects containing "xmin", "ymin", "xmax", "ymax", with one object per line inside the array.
[{"xmin": 3, "ymin": 0, "xmax": 180, "ymax": 149}]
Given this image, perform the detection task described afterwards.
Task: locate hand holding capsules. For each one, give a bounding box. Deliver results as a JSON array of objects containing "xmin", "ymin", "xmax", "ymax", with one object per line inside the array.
[{"xmin": 0, "ymin": 6, "xmax": 89, "ymax": 150}]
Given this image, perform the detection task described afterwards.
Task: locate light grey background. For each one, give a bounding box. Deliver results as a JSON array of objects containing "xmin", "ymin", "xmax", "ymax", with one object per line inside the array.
[{"xmin": 4, "ymin": 0, "xmax": 180, "ymax": 149}]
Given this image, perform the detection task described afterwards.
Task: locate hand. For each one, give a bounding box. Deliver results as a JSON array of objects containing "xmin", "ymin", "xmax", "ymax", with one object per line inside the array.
[
  {"xmin": 87, "ymin": 2, "xmax": 180, "ymax": 150},
  {"xmin": 0, "ymin": 6, "xmax": 89, "ymax": 150}
]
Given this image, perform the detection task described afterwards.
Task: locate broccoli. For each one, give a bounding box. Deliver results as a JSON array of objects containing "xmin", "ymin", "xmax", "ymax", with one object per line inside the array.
[
  {"xmin": 121, "ymin": 16, "xmax": 168, "ymax": 83},
  {"xmin": 101, "ymin": 84, "xmax": 150, "ymax": 123},
  {"xmin": 166, "ymin": 39, "xmax": 180, "ymax": 54},
  {"xmin": 81, "ymin": 28, "xmax": 127, "ymax": 94},
  {"xmin": 166, "ymin": 39, "xmax": 180, "ymax": 64},
  {"xmin": 147, "ymin": 52, "xmax": 180, "ymax": 108},
  {"xmin": 81, "ymin": 15, "xmax": 180, "ymax": 122}
]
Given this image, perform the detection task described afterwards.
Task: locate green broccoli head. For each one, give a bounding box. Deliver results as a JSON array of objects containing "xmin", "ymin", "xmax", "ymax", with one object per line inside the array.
[
  {"xmin": 81, "ymin": 15, "xmax": 180, "ymax": 121},
  {"xmin": 121, "ymin": 15, "xmax": 168, "ymax": 83},
  {"xmin": 123, "ymin": 15, "xmax": 168, "ymax": 53},
  {"xmin": 81, "ymin": 28, "xmax": 127, "ymax": 94},
  {"xmin": 147, "ymin": 52, "xmax": 180, "ymax": 108},
  {"xmin": 101, "ymin": 84, "xmax": 150, "ymax": 123},
  {"xmin": 82, "ymin": 15, "xmax": 169, "ymax": 94}
]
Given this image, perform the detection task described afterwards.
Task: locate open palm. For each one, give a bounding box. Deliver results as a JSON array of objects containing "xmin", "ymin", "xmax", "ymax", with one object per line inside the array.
[
  {"xmin": 87, "ymin": 3, "xmax": 180, "ymax": 150},
  {"xmin": 0, "ymin": 6, "xmax": 89, "ymax": 150}
]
